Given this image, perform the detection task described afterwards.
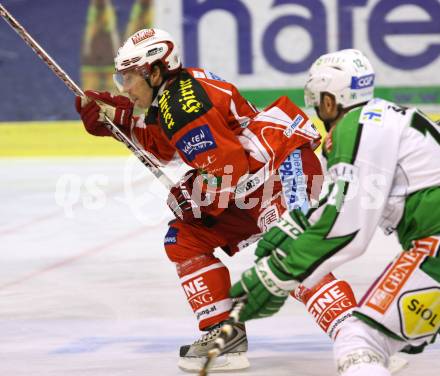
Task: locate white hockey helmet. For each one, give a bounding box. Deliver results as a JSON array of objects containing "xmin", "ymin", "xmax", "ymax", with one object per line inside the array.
[
  {"xmin": 113, "ymin": 28, "xmax": 181, "ymax": 90},
  {"xmin": 304, "ymin": 49, "xmax": 375, "ymax": 109}
]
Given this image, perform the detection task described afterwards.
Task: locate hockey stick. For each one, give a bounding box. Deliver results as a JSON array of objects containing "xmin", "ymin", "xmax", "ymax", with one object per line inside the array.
[
  {"xmin": 0, "ymin": 3, "xmax": 174, "ymax": 189},
  {"xmin": 198, "ymin": 299, "xmax": 246, "ymax": 376}
]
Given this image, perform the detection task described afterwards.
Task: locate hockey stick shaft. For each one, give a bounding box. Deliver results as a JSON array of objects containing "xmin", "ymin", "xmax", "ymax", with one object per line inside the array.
[{"xmin": 0, "ymin": 3, "xmax": 174, "ymax": 189}]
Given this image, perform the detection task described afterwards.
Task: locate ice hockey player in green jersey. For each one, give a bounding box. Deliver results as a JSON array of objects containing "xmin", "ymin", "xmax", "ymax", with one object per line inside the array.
[{"xmin": 230, "ymin": 49, "xmax": 440, "ymax": 376}]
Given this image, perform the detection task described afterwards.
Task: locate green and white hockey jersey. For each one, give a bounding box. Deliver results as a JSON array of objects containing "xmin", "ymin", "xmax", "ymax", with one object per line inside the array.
[{"xmin": 284, "ymin": 98, "xmax": 440, "ymax": 288}]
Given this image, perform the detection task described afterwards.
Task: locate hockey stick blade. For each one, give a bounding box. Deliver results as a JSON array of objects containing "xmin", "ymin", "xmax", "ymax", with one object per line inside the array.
[{"xmin": 198, "ymin": 300, "xmax": 246, "ymax": 376}]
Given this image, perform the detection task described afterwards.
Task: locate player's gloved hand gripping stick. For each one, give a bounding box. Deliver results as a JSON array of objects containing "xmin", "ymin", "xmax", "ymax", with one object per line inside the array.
[
  {"xmin": 0, "ymin": 4, "xmax": 218, "ymax": 228},
  {"xmin": 0, "ymin": 3, "xmax": 174, "ymax": 190}
]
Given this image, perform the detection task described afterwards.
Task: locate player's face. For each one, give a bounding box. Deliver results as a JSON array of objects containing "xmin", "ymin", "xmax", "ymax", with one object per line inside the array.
[
  {"xmin": 316, "ymin": 93, "xmax": 338, "ymax": 123},
  {"xmin": 121, "ymin": 71, "xmax": 153, "ymax": 109}
]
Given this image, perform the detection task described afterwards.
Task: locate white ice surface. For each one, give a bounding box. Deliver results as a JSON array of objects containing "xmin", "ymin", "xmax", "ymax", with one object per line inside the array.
[{"xmin": 1, "ymin": 157, "xmax": 439, "ymax": 376}]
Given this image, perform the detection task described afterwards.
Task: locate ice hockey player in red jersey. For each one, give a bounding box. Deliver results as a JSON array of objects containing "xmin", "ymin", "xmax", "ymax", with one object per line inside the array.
[{"xmin": 75, "ymin": 28, "xmax": 358, "ymax": 372}]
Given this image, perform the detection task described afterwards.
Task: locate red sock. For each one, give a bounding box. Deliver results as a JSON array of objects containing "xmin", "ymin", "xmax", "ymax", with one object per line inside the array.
[
  {"xmin": 177, "ymin": 254, "xmax": 232, "ymax": 330},
  {"xmin": 291, "ymin": 273, "xmax": 357, "ymax": 339}
]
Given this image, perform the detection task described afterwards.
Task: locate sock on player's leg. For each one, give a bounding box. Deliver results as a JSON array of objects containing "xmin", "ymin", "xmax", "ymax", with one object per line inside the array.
[
  {"xmin": 292, "ymin": 273, "xmax": 357, "ymax": 339},
  {"xmin": 176, "ymin": 254, "xmax": 249, "ymax": 372}
]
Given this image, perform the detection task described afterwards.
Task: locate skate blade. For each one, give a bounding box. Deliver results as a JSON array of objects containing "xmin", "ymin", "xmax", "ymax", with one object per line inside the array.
[
  {"xmin": 178, "ymin": 352, "xmax": 250, "ymax": 373},
  {"xmin": 388, "ymin": 355, "xmax": 409, "ymax": 374}
]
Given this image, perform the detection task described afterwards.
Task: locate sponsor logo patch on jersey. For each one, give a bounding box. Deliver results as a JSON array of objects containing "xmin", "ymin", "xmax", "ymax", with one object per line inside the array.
[
  {"xmin": 178, "ymin": 78, "xmax": 203, "ymax": 114},
  {"xmin": 398, "ymin": 287, "xmax": 440, "ymax": 340},
  {"xmin": 164, "ymin": 227, "xmax": 179, "ymax": 245},
  {"xmin": 235, "ymin": 175, "xmax": 262, "ymax": 196},
  {"xmin": 413, "ymin": 237, "xmax": 440, "ymax": 257},
  {"xmin": 365, "ymin": 249, "xmax": 426, "ymax": 314},
  {"xmin": 205, "ymin": 71, "xmax": 226, "ymax": 81},
  {"xmin": 350, "ymin": 74, "xmax": 375, "ymax": 89},
  {"xmin": 159, "ymin": 71, "xmax": 212, "ymax": 139},
  {"xmin": 361, "ymin": 108, "xmax": 383, "ymax": 123},
  {"xmin": 176, "ymin": 125, "xmax": 217, "ymax": 162},
  {"xmin": 283, "ymin": 114, "xmax": 304, "ymax": 138},
  {"xmin": 158, "ymin": 89, "xmax": 176, "ymax": 130},
  {"xmin": 279, "ymin": 150, "xmax": 309, "ymax": 212},
  {"xmin": 191, "ymin": 70, "xmax": 206, "ymax": 79}
]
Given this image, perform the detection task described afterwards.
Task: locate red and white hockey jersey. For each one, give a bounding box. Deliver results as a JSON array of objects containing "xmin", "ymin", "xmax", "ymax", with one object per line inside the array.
[{"xmin": 128, "ymin": 67, "xmax": 321, "ymax": 215}]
